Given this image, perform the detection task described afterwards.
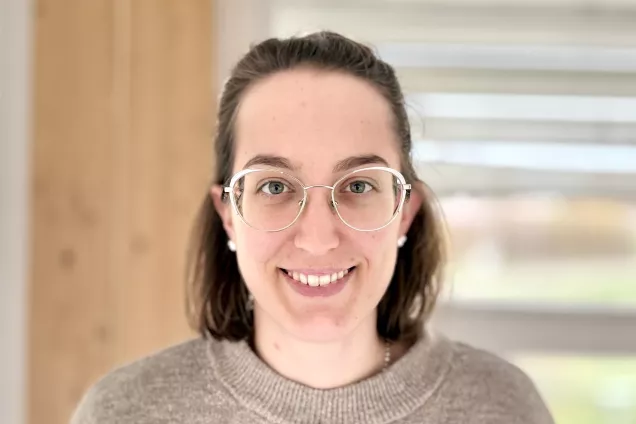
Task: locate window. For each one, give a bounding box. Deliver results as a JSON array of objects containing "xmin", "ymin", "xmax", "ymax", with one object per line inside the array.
[
  {"xmin": 517, "ymin": 356, "xmax": 636, "ymax": 424},
  {"xmin": 219, "ymin": 2, "xmax": 636, "ymax": 421}
]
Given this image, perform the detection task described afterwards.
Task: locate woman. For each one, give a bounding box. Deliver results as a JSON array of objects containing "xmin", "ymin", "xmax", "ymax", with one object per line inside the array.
[{"xmin": 72, "ymin": 31, "xmax": 554, "ymax": 423}]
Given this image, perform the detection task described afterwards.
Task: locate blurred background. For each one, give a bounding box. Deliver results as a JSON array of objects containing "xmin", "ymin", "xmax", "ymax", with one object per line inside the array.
[{"xmin": 2, "ymin": 0, "xmax": 635, "ymax": 423}]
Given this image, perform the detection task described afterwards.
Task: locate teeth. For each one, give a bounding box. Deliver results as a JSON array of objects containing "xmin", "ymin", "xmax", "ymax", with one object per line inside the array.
[
  {"xmin": 285, "ymin": 268, "xmax": 353, "ymax": 287},
  {"xmin": 308, "ymin": 275, "xmax": 319, "ymax": 287}
]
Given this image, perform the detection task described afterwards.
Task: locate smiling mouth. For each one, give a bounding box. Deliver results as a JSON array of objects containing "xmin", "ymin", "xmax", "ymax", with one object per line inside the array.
[{"xmin": 279, "ymin": 266, "xmax": 356, "ymax": 287}]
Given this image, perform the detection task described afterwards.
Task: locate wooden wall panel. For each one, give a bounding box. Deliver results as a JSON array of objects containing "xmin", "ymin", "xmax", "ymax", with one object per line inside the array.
[{"xmin": 29, "ymin": 1, "xmax": 214, "ymax": 423}]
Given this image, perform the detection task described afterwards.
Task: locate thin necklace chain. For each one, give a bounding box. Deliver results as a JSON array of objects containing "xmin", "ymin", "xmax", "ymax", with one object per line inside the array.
[{"xmin": 383, "ymin": 340, "xmax": 391, "ymax": 371}]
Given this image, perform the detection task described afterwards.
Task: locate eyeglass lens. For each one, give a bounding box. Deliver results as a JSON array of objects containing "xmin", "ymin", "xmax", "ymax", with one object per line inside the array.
[{"xmin": 231, "ymin": 169, "xmax": 404, "ymax": 231}]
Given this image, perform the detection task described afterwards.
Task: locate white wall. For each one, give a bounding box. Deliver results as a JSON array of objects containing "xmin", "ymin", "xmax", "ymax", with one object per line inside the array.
[
  {"xmin": 0, "ymin": 0, "xmax": 32, "ymax": 423},
  {"xmin": 215, "ymin": 0, "xmax": 271, "ymax": 88}
]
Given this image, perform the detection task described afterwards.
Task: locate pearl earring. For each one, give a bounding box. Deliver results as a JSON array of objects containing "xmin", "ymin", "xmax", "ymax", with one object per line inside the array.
[
  {"xmin": 246, "ymin": 293, "xmax": 254, "ymax": 311},
  {"xmin": 397, "ymin": 235, "xmax": 407, "ymax": 248},
  {"xmin": 227, "ymin": 240, "xmax": 236, "ymax": 252}
]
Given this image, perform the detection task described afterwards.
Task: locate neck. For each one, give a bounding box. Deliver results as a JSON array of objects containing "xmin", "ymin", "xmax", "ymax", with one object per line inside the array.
[{"xmin": 252, "ymin": 310, "xmax": 387, "ymax": 389}]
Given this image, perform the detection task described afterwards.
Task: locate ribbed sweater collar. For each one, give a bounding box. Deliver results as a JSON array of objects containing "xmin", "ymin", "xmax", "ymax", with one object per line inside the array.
[{"xmin": 207, "ymin": 329, "xmax": 453, "ymax": 424}]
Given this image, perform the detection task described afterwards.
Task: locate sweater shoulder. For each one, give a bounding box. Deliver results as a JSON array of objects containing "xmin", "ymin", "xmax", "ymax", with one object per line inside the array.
[
  {"xmin": 69, "ymin": 338, "xmax": 217, "ymax": 424},
  {"xmin": 435, "ymin": 339, "xmax": 555, "ymax": 424}
]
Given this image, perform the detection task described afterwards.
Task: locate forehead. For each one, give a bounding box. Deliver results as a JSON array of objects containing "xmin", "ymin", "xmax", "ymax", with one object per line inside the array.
[{"xmin": 233, "ymin": 68, "xmax": 401, "ymax": 176}]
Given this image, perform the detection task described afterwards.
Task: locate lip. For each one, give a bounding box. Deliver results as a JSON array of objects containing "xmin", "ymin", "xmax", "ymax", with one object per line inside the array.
[
  {"xmin": 281, "ymin": 267, "xmax": 354, "ymax": 275},
  {"xmin": 280, "ymin": 267, "xmax": 354, "ymax": 298}
]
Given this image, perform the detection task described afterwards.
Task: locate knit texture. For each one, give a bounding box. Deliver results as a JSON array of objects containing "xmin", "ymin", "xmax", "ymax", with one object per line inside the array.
[{"xmin": 71, "ymin": 330, "xmax": 554, "ymax": 424}]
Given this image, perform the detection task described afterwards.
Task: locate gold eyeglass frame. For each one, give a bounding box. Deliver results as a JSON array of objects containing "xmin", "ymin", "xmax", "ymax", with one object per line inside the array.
[{"xmin": 223, "ymin": 166, "xmax": 412, "ymax": 232}]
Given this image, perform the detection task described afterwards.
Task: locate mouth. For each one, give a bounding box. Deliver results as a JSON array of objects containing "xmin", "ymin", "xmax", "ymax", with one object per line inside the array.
[{"xmin": 279, "ymin": 266, "xmax": 356, "ymax": 287}]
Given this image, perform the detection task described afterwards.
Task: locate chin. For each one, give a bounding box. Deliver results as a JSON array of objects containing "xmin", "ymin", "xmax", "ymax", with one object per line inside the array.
[
  {"xmin": 282, "ymin": 313, "xmax": 360, "ymax": 343},
  {"xmin": 279, "ymin": 299, "xmax": 373, "ymax": 344}
]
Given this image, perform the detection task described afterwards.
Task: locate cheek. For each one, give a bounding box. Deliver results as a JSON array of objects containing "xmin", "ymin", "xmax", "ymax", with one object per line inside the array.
[
  {"xmin": 358, "ymin": 231, "xmax": 398, "ymax": 271},
  {"xmin": 236, "ymin": 228, "xmax": 286, "ymax": 267}
]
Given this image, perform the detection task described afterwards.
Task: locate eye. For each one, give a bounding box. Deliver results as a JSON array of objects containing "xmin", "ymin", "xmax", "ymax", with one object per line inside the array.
[
  {"xmin": 345, "ymin": 180, "xmax": 373, "ymax": 194},
  {"xmin": 259, "ymin": 180, "xmax": 290, "ymax": 195}
]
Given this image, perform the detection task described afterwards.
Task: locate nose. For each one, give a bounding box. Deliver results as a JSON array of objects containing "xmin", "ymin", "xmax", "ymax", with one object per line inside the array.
[{"xmin": 293, "ymin": 188, "xmax": 340, "ymax": 255}]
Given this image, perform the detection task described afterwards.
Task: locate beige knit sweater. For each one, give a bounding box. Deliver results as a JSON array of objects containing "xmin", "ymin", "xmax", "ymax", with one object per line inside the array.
[{"xmin": 71, "ymin": 330, "xmax": 554, "ymax": 423}]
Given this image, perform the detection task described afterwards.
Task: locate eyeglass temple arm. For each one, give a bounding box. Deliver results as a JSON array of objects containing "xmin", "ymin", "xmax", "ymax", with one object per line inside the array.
[
  {"xmin": 220, "ymin": 186, "xmax": 232, "ymax": 201},
  {"xmin": 404, "ymin": 184, "xmax": 412, "ymax": 201}
]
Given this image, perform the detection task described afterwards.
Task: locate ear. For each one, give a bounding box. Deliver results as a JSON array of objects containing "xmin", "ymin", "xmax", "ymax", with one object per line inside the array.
[
  {"xmin": 398, "ymin": 181, "xmax": 424, "ymax": 237},
  {"xmin": 210, "ymin": 184, "xmax": 236, "ymax": 242}
]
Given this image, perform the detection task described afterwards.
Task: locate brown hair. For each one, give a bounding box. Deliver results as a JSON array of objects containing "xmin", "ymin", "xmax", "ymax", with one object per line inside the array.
[{"xmin": 186, "ymin": 31, "xmax": 445, "ymax": 343}]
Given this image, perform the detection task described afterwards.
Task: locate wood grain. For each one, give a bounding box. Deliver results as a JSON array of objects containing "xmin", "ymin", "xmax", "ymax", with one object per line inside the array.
[{"xmin": 29, "ymin": 1, "xmax": 214, "ymax": 423}]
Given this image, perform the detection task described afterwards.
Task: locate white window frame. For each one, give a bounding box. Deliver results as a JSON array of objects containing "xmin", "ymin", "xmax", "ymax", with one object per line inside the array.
[{"xmin": 432, "ymin": 301, "xmax": 636, "ymax": 357}]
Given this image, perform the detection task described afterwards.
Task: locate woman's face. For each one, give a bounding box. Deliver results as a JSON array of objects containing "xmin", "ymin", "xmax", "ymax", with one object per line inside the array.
[{"xmin": 214, "ymin": 69, "xmax": 420, "ymax": 343}]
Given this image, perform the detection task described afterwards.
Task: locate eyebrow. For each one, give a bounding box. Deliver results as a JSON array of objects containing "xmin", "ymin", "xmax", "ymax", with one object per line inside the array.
[
  {"xmin": 332, "ymin": 154, "xmax": 390, "ymax": 173},
  {"xmin": 243, "ymin": 155, "xmax": 298, "ymax": 171},
  {"xmin": 243, "ymin": 154, "xmax": 390, "ymax": 173}
]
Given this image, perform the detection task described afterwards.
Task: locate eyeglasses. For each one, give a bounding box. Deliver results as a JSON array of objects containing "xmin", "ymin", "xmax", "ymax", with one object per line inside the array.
[{"xmin": 223, "ymin": 166, "xmax": 411, "ymax": 232}]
